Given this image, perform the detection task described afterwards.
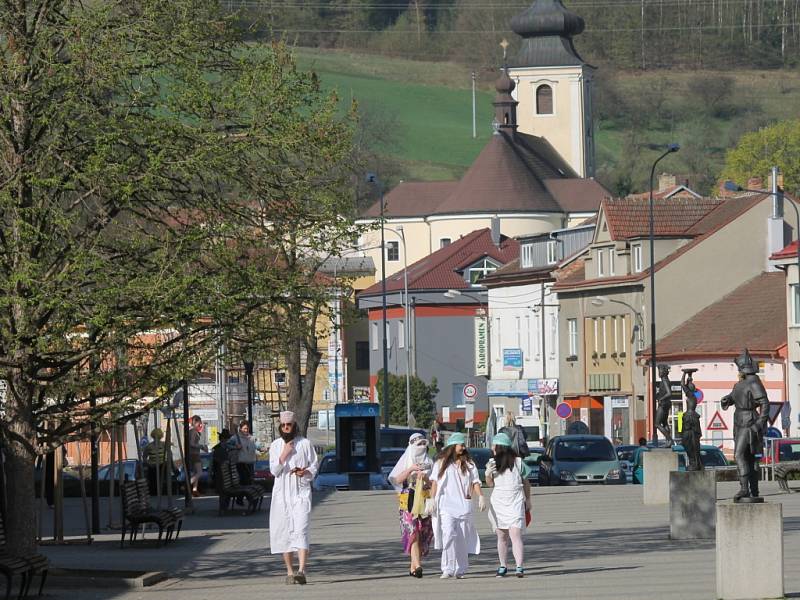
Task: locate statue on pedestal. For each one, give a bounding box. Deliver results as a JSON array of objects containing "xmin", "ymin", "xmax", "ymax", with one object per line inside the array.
[
  {"xmin": 721, "ymin": 349, "xmax": 769, "ymax": 503},
  {"xmin": 680, "ymin": 369, "xmax": 702, "ymax": 471},
  {"xmin": 655, "ymin": 364, "xmax": 674, "ymax": 445}
]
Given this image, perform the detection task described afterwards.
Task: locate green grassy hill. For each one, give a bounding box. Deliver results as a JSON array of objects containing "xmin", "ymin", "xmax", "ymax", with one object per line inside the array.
[{"xmin": 294, "ymin": 47, "xmax": 800, "ymax": 190}]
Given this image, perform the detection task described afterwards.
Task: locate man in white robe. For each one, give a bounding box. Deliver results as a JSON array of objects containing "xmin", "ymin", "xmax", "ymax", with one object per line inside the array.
[{"xmin": 269, "ymin": 411, "xmax": 318, "ymax": 585}]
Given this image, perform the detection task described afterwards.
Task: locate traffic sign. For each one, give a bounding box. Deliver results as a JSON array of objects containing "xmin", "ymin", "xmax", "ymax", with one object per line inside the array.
[
  {"xmin": 707, "ymin": 411, "xmax": 728, "ymax": 431},
  {"xmin": 463, "ymin": 383, "xmax": 478, "ymax": 402},
  {"xmin": 766, "ymin": 427, "xmax": 782, "ymax": 438},
  {"xmin": 694, "ymin": 388, "xmax": 704, "ymax": 403},
  {"xmin": 768, "ymin": 402, "xmax": 784, "ymax": 426},
  {"xmin": 556, "ymin": 402, "xmax": 572, "ymax": 419}
]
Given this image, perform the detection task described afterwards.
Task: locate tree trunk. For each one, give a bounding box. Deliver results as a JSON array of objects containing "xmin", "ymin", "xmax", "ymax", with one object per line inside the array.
[{"xmin": 4, "ymin": 391, "xmax": 38, "ymax": 556}]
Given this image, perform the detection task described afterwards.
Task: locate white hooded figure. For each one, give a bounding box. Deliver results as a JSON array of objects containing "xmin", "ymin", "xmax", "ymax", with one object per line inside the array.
[
  {"xmin": 388, "ymin": 432, "xmax": 433, "ymax": 491},
  {"xmin": 269, "ymin": 411, "xmax": 318, "ymax": 585}
]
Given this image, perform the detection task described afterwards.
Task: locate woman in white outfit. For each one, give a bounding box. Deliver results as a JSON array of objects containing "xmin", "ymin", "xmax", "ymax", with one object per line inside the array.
[
  {"xmin": 430, "ymin": 432, "xmax": 486, "ymax": 579},
  {"xmin": 485, "ymin": 432, "xmax": 531, "ymax": 578}
]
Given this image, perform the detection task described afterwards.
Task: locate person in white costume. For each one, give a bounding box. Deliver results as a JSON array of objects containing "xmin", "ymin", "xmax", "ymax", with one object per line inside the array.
[
  {"xmin": 269, "ymin": 411, "xmax": 318, "ymax": 585},
  {"xmin": 485, "ymin": 432, "xmax": 531, "ymax": 578},
  {"xmin": 429, "ymin": 432, "xmax": 486, "ymax": 579}
]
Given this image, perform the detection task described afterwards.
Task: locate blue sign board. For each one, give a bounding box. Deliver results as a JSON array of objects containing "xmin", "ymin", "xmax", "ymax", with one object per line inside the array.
[
  {"xmin": 522, "ymin": 396, "xmax": 532, "ymax": 412},
  {"xmin": 503, "ymin": 348, "xmax": 523, "ymax": 370}
]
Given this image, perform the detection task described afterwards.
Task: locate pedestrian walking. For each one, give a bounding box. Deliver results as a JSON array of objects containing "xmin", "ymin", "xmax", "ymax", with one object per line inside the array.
[
  {"xmin": 430, "ymin": 432, "xmax": 486, "ymax": 579},
  {"xmin": 497, "ymin": 412, "xmax": 530, "ymax": 457},
  {"xmin": 228, "ymin": 420, "xmax": 257, "ymax": 485},
  {"xmin": 268, "ymin": 411, "xmax": 318, "ymax": 585},
  {"xmin": 485, "ymin": 432, "xmax": 531, "ymax": 578},
  {"xmin": 388, "ymin": 432, "xmax": 434, "ymax": 578},
  {"xmin": 212, "ymin": 429, "xmax": 232, "ymax": 513},
  {"xmin": 188, "ymin": 415, "xmax": 206, "ymax": 497}
]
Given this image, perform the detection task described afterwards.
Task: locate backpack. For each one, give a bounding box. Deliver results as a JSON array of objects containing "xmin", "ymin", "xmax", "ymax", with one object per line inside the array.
[{"xmin": 500, "ymin": 425, "xmax": 530, "ymax": 457}]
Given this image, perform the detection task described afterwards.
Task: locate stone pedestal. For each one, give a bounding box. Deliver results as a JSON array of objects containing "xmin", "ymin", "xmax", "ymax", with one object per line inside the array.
[
  {"xmin": 642, "ymin": 449, "xmax": 678, "ymax": 505},
  {"xmin": 716, "ymin": 502, "xmax": 783, "ymax": 600},
  {"xmin": 669, "ymin": 470, "xmax": 716, "ymax": 539}
]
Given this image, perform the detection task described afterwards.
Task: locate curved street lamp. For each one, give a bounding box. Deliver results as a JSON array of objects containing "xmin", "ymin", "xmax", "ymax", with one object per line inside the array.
[{"xmin": 648, "ymin": 143, "xmax": 680, "ymax": 444}]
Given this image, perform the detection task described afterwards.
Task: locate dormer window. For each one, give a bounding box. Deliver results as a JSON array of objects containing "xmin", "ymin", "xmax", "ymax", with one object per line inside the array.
[
  {"xmin": 536, "ymin": 84, "xmax": 553, "ymax": 115},
  {"xmin": 468, "ymin": 258, "xmax": 499, "ymax": 285},
  {"xmin": 609, "ymin": 248, "xmax": 615, "ymax": 276},
  {"xmin": 597, "ymin": 249, "xmax": 605, "ymax": 277},
  {"xmin": 546, "ymin": 240, "xmax": 558, "ymax": 264},
  {"xmin": 633, "ymin": 244, "xmax": 643, "ymax": 272},
  {"xmin": 521, "ymin": 243, "xmax": 534, "ymax": 268}
]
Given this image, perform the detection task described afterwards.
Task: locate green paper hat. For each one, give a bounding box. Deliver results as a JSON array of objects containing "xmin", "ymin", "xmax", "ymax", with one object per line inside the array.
[
  {"xmin": 492, "ymin": 432, "xmax": 513, "ymax": 447},
  {"xmin": 445, "ymin": 432, "xmax": 466, "ymax": 447}
]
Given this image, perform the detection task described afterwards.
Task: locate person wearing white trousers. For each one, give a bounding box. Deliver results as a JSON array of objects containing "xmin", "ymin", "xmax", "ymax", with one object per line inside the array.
[{"xmin": 429, "ymin": 432, "xmax": 486, "ymax": 579}]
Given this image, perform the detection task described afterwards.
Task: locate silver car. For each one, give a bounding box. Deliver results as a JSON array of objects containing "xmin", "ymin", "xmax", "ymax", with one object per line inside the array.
[{"xmin": 539, "ymin": 435, "xmax": 625, "ymax": 485}]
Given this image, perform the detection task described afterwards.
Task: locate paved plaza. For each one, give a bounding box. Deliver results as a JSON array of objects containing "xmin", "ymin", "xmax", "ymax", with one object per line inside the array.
[{"xmin": 35, "ymin": 481, "xmax": 800, "ymax": 599}]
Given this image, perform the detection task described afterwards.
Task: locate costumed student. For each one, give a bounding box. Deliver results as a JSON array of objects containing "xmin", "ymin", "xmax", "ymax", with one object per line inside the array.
[
  {"xmin": 268, "ymin": 411, "xmax": 319, "ymax": 585},
  {"xmin": 430, "ymin": 432, "xmax": 486, "ymax": 579},
  {"xmin": 388, "ymin": 432, "xmax": 435, "ymax": 578},
  {"xmin": 485, "ymin": 432, "xmax": 531, "ymax": 578}
]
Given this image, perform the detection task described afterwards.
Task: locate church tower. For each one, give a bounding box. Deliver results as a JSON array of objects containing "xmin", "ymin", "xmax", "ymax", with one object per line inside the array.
[{"xmin": 509, "ymin": 0, "xmax": 595, "ymax": 177}]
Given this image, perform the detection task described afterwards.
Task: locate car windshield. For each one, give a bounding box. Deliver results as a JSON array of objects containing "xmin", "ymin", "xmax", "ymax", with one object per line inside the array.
[
  {"xmin": 700, "ymin": 449, "xmax": 727, "ymax": 467},
  {"xmin": 778, "ymin": 443, "xmax": 800, "ymax": 461},
  {"xmin": 319, "ymin": 456, "xmax": 337, "ymax": 474},
  {"xmin": 523, "ymin": 452, "xmax": 543, "ymax": 466},
  {"xmin": 555, "ymin": 439, "xmax": 616, "ymax": 461}
]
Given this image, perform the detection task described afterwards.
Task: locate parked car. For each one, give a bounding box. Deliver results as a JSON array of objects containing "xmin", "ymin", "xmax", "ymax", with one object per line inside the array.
[
  {"xmin": 313, "ymin": 452, "xmax": 391, "ymax": 491},
  {"xmin": 176, "ymin": 452, "xmax": 213, "ymax": 491},
  {"xmin": 539, "ymin": 435, "xmax": 625, "ymax": 485},
  {"xmin": 469, "ymin": 447, "xmax": 492, "ymax": 485},
  {"xmin": 380, "ymin": 427, "xmax": 427, "ymax": 449},
  {"xmin": 763, "ymin": 438, "xmax": 800, "ymax": 464},
  {"xmin": 96, "ymin": 459, "xmax": 142, "ymax": 481},
  {"xmin": 616, "ymin": 444, "xmax": 640, "ymax": 482},
  {"xmin": 630, "ymin": 444, "xmax": 729, "ymax": 484},
  {"xmin": 523, "ymin": 446, "xmax": 545, "ymax": 485},
  {"xmin": 253, "ymin": 459, "xmax": 275, "ymax": 492},
  {"xmin": 379, "ymin": 448, "xmax": 407, "ymax": 484}
]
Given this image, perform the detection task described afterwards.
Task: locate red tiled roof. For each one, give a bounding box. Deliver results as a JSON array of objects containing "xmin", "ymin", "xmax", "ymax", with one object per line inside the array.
[
  {"xmin": 772, "ymin": 240, "xmax": 799, "ymax": 260},
  {"xmin": 359, "ymin": 229, "xmax": 519, "ymax": 295},
  {"xmin": 626, "ymin": 184, "xmax": 701, "ymax": 201},
  {"xmin": 555, "ymin": 194, "xmax": 767, "ymax": 291},
  {"xmin": 603, "ymin": 196, "xmax": 724, "ymax": 240},
  {"xmin": 361, "ymin": 181, "xmax": 458, "ymax": 218},
  {"xmin": 646, "ymin": 272, "xmax": 786, "ymax": 359}
]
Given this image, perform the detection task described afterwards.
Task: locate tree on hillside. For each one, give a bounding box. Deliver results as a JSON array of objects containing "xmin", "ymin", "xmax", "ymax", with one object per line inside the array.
[
  {"xmin": 0, "ymin": 0, "xmax": 351, "ymax": 556},
  {"xmin": 722, "ymin": 120, "xmax": 800, "ymax": 193}
]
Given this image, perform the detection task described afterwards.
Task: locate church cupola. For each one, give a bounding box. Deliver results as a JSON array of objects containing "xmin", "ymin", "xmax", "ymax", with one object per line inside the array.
[
  {"xmin": 493, "ymin": 64, "xmax": 518, "ymax": 135},
  {"xmin": 510, "ymin": 0, "xmax": 586, "ymax": 68}
]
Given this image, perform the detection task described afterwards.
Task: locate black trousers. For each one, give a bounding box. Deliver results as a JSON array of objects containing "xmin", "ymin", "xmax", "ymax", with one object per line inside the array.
[{"xmin": 236, "ymin": 462, "xmax": 253, "ymax": 486}]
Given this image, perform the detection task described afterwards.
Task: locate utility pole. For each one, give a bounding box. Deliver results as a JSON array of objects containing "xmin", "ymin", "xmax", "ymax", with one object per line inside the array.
[{"xmin": 471, "ymin": 71, "xmax": 477, "ymax": 139}]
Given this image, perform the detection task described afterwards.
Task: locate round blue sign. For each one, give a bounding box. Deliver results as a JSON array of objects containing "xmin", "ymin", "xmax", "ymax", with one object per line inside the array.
[
  {"xmin": 556, "ymin": 402, "xmax": 572, "ymax": 419},
  {"xmin": 765, "ymin": 427, "xmax": 782, "ymax": 438},
  {"xmin": 694, "ymin": 388, "xmax": 704, "ymax": 403}
]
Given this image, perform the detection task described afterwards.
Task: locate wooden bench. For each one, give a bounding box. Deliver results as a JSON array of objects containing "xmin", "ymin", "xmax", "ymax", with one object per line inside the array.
[
  {"xmin": 0, "ymin": 511, "xmax": 48, "ymax": 599},
  {"xmin": 774, "ymin": 460, "xmax": 800, "ymax": 492},
  {"xmin": 120, "ymin": 480, "xmax": 182, "ymax": 547},
  {"xmin": 219, "ymin": 461, "xmax": 264, "ymax": 515}
]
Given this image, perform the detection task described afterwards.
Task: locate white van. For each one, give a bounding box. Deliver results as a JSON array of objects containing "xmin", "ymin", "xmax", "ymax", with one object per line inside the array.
[{"xmin": 515, "ymin": 414, "xmax": 541, "ymax": 447}]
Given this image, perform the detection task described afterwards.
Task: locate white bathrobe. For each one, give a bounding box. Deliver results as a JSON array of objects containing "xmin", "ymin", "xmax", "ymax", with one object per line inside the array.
[
  {"xmin": 431, "ymin": 460, "xmax": 481, "ymax": 576},
  {"xmin": 488, "ymin": 457, "xmax": 526, "ymax": 532},
  {"xmin": 268, "ymin": 436, "xmax": 318, "ymax": 554}
]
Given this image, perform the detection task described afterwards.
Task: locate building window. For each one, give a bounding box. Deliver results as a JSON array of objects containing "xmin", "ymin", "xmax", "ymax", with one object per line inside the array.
[
  {"xmin": 546, "ymin": 240, "xmax": 558, "ymax": 264},
  {"xmin": 521, "ymin": 243, "xmax": 534, "ymax": 268},
  {"xmin": 793, "ymin": 284, "xmax": 800, "ymax": 326},
  {"xmin": 549, "ymin": 314, "xmax": 557, "ymax": 357},
  {"xmin": 355, "ymin": 341, "xmax": 369, "ymax": 370},
  {"xmin": 568, "ymin": 319, "xmax": 578, "ymax": 356},
  {"xmin": 593, "ymin": 318, "xmax": 599, "ymax": 354},
  {"xmin": 397, "ymin": 320, "xmax": 405, "ymax": 348},
  {"xmin": 612, "ymin": 317, "xmax": 618, "ymax": 353},
  {"xmin": 536, "ymin": 84, "xmax": 553, "ymax": 115},
  {"xmin": 621, "ymin": 317, "xmax": 627, "ymax": 353},
  {"xmin": 371, "ymin": 321, "xmax": 378, "ymax": 350},
  {"xmin": 597, "ymin": 249, "xmax": 605, "ymax": 277},
  {"xmin": 386, "ymin": 241, "xmax": 399, "ymax": 262},
  {"xmin": 468, "ymin": 258, "xmax": 499, "ymax": 284},
  {"xmin": 524, "ymin": 314, "xmax": 531, "ymax": 359},
  {"xmin": 601, "ymin": 318, "xmax": 607, "ymax": 355},
  {"xmin": 515, "ymin": 316, "xmax": 521, "ymax": 348},
  {"xmin": 440, "ymin": 238, "xmax": 451, "ymax": 248},
  {"xmin": 633, "ymin": 245, "xmax": 643, "ymax": 272},
  {"xmin": 609, "ymin": 249, "xmax": 616, "ymax": 276}
]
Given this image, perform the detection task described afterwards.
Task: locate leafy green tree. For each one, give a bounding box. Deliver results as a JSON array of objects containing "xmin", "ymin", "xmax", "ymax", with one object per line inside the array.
[
  {"xmin": 723, "ymin": 120, "xmax": 800, "ymax": 193},
  {"xmin": 377, "ymin": 369, "xmax": 438, "ymax": 429}
]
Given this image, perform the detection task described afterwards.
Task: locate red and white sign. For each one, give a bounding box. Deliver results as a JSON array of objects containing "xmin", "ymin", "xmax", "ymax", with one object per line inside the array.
[
  {"xmin": 707, "ymin": 411, "xmax": 728, "ymax": 431},
  {"xmin": 463, "ymin": 383, "xmax": 478, "ymax": 402}
]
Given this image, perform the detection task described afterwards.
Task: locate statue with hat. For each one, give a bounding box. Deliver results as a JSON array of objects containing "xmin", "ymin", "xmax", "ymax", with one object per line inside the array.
[
  {"xmin": 654, "ymin": 364, "xmax": 675, "ymax": 445},
  {"xmin": 721, "ymin": 349, "xmax": 769, "ymax": 503}
]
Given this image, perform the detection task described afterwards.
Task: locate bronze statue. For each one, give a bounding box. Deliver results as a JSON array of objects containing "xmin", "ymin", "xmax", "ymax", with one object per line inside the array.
[
  {"xmin": 655, "ymin": 364, "xmax": 674, "ymax": 445},
  {"xmin": 680, "ymin": 369, "xmax": 702, "ymax": 471},
  {"xmin": 721, "ymin": 349, "xmax": 769, "ymax": 503}
]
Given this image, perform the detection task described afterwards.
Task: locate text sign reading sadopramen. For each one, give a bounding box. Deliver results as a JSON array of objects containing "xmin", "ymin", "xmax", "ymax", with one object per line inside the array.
[{"xmin": 475, "ymin": 317, "xmax": 488, "ymax": 376}]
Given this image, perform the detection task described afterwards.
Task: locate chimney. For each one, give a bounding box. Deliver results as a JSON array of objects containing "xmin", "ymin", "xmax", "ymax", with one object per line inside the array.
[
  {"xmin": 658, "ymin": 173, "xmax": 676, "ymax": 192},
  {"xmin": 767, "ymin": 166, "xmax": 786, "ymax": 271},
  {"xmin": 490, "ymin": 217, "xmax": 501, "ymax": 247}
]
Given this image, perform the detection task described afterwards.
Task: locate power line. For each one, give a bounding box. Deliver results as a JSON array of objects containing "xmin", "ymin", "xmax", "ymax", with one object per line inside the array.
[{"xmin": 239, "ymin": 23, "xmax": 800, "ymax": 33}]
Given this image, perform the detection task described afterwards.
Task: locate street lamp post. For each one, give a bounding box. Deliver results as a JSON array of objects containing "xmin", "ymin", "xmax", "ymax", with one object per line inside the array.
[
  {"xmin": 367, "ymin": 173, "xmax": 390, "ymax": 427},
  {"xmin": 385, "ymin": 226, "xmax": 412, "ymax": 426},
  {"xmin": 648, "ymin": 143, "xmax": 680, "ymax": 444},
  {"xmin": 244, "ymin": 360, "xmax": 254, "ymax": 433}
]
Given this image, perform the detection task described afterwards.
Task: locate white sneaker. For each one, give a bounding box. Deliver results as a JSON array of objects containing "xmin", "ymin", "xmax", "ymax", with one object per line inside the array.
[
  {"xmin": 456, "ymin": 574, "xmax": 465, "ymax": 579},
  {"xmin": 440, "ymin": 573, "xmax": 452, "ymax": 579}
]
